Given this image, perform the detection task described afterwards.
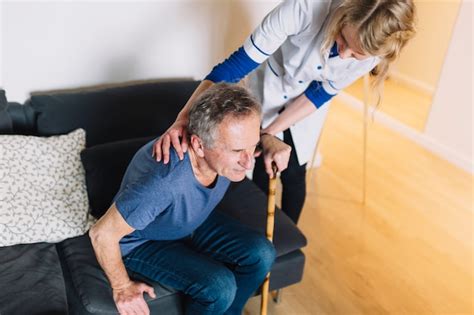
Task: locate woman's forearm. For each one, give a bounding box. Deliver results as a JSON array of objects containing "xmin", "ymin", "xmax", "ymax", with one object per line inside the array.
[
  {"xmin": 262, "ymin": 93, "xmax": 317, "ymax": 135},
  {"xmin": 176, "ymin": 80, "xmax": 215, "ymax": 122}
]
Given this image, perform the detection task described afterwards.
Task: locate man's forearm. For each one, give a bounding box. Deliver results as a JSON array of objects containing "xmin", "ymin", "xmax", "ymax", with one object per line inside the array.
[{"xmin": 89, "ymin": 229, "xmax": 131, "ymax": 290}]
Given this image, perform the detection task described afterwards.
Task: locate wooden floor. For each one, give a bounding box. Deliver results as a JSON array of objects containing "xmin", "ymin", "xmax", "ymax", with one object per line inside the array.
[
  {"xmin": 344, "ymin": 77, "xmax": 433, "ymax": 131},
  {"xmin": 244, "ymin": 97, "xmax": 473, "ymax": 314}
]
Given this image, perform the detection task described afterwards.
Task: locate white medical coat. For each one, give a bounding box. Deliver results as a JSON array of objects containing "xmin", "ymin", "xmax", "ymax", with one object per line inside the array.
[{"xmin": 243, "ymin": 0, "xmax": 379, "ymax": 165}]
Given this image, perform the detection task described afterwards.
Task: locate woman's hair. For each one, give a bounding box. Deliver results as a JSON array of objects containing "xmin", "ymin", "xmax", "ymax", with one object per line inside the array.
[
  {"xmin": 187, "ymin": 83, "xmax": 261, "ymax": 148},
  {"xmin": 322, "ymin": 0, "xmax": 417, "ymax": 104}
]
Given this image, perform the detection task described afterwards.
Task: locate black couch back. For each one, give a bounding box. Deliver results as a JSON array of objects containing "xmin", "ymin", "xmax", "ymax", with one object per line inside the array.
[
  {"xmin": 1, "ymin": 79, "xmax": 200, "ymax": 217},
  {"xmin": 0, "ymin": 80, "xmax": 200, "ymax": 146}
]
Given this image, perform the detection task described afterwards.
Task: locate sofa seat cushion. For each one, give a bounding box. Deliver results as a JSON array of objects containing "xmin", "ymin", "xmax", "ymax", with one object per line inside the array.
[
  {"xmin": 59, "ymin": 234, "xmax": 183, "ymax": 314},
  {"xmin": 216, "ymin": 178, "xmax": 307, "ymax": 257},
  {"xmin": 0, "ymin": 242, "xmax": 68, "ymax": 314}
]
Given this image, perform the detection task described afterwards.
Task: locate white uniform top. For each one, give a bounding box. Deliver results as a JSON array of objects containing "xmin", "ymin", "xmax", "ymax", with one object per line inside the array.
[{"xmin": 243, "ymin": 0, "xmax": 379, "ymax": 165}]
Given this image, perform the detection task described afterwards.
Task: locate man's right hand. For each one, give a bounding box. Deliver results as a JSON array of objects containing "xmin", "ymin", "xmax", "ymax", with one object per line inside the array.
[
  {"xmin": 260, "ymin": 133, "xmax": 291, "ymax": 178},
  {"xmin": 113, "ymin": 281, "xmax": 156, "ymax": 315},
  {"xmin": 152, "ymin": 118, "xmax": 188, "ymax": 163}
]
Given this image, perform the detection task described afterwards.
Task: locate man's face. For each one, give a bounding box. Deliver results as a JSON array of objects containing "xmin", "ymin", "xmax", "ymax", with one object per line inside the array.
[{"xmin": 202, "ymin": 112, "xmax": 260, "ymax": 182}]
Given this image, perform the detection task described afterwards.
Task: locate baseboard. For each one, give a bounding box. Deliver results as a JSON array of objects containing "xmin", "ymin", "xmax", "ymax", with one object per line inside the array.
[
  {"xmin": 338, "ymin": 92, "xmax": 474, "ymax": 174},
  {"xmin": 389, "ymin": 71, "xmax": 436, "ymax": 95}
]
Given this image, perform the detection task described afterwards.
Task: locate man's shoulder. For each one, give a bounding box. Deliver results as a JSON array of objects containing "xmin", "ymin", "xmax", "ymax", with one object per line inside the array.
[
  {"xmin": 123, "ymin": 141, "xmax": 185, "ymax": 184},
  {"xmin": 146, "ymin": 148, "xmax": 193, "ymax": 187}
]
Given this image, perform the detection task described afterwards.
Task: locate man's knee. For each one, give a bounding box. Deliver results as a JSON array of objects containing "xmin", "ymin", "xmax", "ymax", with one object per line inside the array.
[
  {"xmin": 249, "ymin": 236, "xmax": 276, "ymax": 276},
  {"xmin": 193, "ymin": 267, "xmax": 237, "ymax": 312}
]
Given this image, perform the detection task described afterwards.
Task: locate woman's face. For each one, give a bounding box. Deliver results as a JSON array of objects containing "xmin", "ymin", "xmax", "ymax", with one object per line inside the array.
[{"xmin": 335, "ymin": 25, "xmax": 371, "ymax": 60}]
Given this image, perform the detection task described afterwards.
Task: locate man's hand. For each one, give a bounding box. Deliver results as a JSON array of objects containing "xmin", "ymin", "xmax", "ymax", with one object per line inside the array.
[
  {"xmin": 152, "ymin": 118, "xmax": 188, "ymax": 163},
  {"xmin": 260, "ymin": 134, "xmax": 291, "ymax": 178},
  {"xmin": 89, "ymin": 205, "xmax": 153, "ymax": 315},
  {"xmin": 113, "ymin": 281, "xmax": 156, "ymax": 315}
]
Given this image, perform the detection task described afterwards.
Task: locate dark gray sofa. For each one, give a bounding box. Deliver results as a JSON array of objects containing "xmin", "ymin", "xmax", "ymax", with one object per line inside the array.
[{"xmin": 0, "ymin": 80, "xmax": 307, "ymax": 314}]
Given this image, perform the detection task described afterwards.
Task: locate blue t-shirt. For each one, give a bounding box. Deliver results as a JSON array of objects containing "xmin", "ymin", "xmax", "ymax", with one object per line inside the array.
[{"xmin": 114, "ymin": 140, "xmax": 230, "ymax": 256}]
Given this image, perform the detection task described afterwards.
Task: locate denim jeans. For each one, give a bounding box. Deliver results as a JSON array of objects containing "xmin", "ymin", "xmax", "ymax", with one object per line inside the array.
[{"xmin": 123, "ymin": 211, "xmax": 276, "ymax": 315}]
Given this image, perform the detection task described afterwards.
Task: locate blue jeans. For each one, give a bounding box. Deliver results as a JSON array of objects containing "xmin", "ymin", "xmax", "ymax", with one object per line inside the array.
[{"xmin": 123, "ymin": 211, "xmax": 276, "ymax": 315}]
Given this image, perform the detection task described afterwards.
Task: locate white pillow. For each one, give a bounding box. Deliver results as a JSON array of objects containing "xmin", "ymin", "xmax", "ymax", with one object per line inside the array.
[{"xmin": 0, "ymin": 129, "xmax": 90, "ymax": 246}]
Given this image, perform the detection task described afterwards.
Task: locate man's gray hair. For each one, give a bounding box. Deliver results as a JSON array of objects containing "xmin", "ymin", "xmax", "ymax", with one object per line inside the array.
[{"xmin": 187, "ymin": 83, "xmax": 261, "ymax": 148}]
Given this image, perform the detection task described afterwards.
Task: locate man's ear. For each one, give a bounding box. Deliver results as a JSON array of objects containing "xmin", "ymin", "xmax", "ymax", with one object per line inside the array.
[{"xmin": 190, "ymin": 135, "xmax": 205, "ymax": 157}]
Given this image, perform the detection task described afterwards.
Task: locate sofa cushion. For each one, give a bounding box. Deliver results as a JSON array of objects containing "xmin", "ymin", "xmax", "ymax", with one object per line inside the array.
[
  {"xmin": 0, "ymin": 129, "xmax": 90, "ymax": 246},
  {"xmin": 216, "ymin": 179, "xmax": 307, "ymax": 257},
  {"xmin": 59, "ymin": 234, "xmax": 183, "ymax": 314},
  {"xmin": 81, "ymin": 136, "xmax": 154, "ymax": 218},
  {"xmin": 27, "ymin": 80, "xmax": 200, "ymax": 147},
  {"xmin": 0, "ymin": 242, "xmax": 68, "ymax": 314}
]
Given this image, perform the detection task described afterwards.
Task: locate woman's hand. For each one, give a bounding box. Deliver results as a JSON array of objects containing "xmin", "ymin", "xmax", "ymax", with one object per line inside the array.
[
  {"xmin": 259, "ymin": 134, "xmax": 291, "ymax": 178},
  {"xmin": 152, "ymin": 80, "xmax": 215, "ymax": 164},
  {"xmin": 152, "ymin": 118, "xmax": 188, "ymax": 164}
]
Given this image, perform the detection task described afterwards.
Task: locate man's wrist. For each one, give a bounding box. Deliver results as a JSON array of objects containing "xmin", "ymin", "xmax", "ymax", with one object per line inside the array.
[{"xmin": 112, "ymin": 280, "xmax": 133, "ymax": 291}]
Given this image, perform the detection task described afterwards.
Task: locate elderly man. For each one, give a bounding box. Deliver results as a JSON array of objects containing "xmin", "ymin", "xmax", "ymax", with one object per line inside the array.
[{"xmin": 89, "ymin": 83, "xmax": 291, "ymax": 315}]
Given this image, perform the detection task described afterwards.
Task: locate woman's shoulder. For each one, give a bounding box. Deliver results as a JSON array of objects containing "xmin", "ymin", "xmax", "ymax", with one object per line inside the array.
[{"xmin": 288, "ymin": 0, "xmax": 336, "ymax": 34}]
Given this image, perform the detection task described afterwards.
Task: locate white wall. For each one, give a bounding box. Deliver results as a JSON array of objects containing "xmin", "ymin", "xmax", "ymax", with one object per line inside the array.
[
  {"xmin": 393, "ymin": 0, "xmax": 461, "ymax": 92},
  {"xmin": 2, "ymin": 0, "xmax": 472, "ymax": 172},
  {"xmin": 1, "ymin": 0, "xmax": 215, "ymax": 101},
  {"xmin": 424, "ymin": 0, "xmax": 473, "ymax": 171},
  {"xmin": 1, "ymin": 0, "xmax": 277, "ymax": 102}
]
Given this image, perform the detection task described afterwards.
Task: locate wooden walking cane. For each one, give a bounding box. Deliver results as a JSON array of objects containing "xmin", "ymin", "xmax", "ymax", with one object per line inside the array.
[{"xmin": 260, "ymin": 163, "xmax": 278, "ymax": 315}]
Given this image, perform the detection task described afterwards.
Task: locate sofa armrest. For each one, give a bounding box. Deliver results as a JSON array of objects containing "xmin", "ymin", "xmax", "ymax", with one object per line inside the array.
[
  {"xmin": 0, "ymin": 243, "xmax": 68, "ymax": 314},
  {"xmin": 216, "ymin": 178, "xmax": 307, "ymax": 257}
]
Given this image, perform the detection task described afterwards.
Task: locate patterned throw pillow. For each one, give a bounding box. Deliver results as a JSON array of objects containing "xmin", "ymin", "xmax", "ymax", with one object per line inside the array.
[{"xmin": 0, "ymin": 129, "xmax": 90, "ymax": 246}]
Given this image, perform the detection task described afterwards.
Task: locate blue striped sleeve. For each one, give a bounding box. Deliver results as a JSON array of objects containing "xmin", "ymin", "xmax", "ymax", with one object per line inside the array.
[
  {"xmin": 204, "ymin": 46, "xmax": 260, "ymax": 83},
  {"xmin": 304, "ymin": 81, "xmax": 336, "ymax": 108}
]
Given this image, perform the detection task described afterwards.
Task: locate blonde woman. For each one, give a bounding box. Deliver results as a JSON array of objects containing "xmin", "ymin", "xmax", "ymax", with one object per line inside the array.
[{"xmin": 153, "ymin": 0, "xmax": 416, "ymax": 224}]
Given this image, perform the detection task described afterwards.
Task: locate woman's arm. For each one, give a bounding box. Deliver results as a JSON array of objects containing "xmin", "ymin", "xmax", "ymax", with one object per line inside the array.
[
  {"xmin": 153, "ymin": 80, "xmax": 214, "ymax": 163},
  {"xmin": 257, "ymin": 94, "xmax": 316, "ymax": 176},
  {"xmin": 153, "ymin": 1, "xmax": 309, "ymax": 164},
  {"xmin": 261, "ymin": 93, "xmax": 317, "ymax": 136}
]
